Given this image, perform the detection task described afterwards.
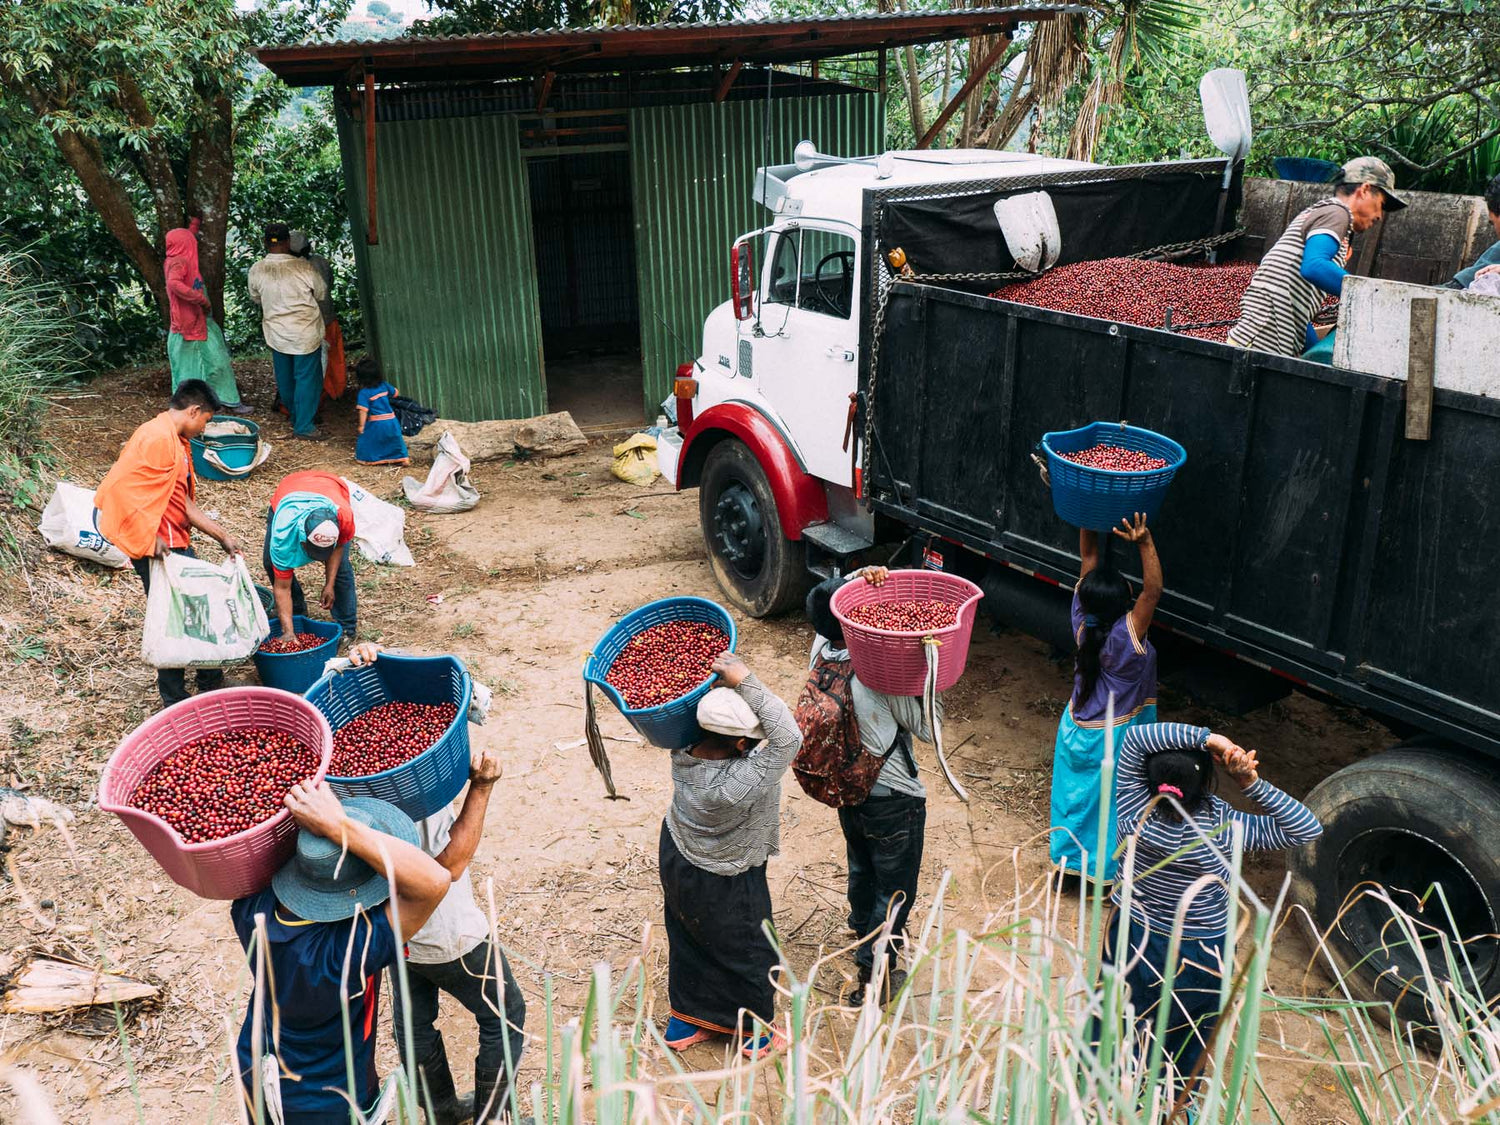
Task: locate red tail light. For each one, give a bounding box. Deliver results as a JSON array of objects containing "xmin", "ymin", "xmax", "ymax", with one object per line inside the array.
[
  {"xmin": 730, "ymin": 243, "xmax": 755, "ymax": 320},
  {"xmin": 675, "ymin": 362, "xmax": 697, "ymax": 430}
]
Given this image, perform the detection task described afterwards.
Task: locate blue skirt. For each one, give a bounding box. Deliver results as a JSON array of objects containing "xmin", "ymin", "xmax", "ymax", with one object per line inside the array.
[
  {"xmin": 355, "ymin": 414, "xmax": 409, "ymax": 465},
  {"xmin": 1049, "ymin": 703, "xmax": 1157, "ymax": 881}
]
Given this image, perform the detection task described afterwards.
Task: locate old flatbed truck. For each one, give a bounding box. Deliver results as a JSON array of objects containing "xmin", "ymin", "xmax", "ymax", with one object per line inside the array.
[{"xmin": 655, "ymin": 145, "xmax": 1500, "ymax": 1024}]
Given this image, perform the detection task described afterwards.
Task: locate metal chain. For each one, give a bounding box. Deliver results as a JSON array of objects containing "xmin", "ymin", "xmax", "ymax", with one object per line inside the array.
[{"xmin": 860, "ymin": 226, "xmax": 1247, "ymax": 485}]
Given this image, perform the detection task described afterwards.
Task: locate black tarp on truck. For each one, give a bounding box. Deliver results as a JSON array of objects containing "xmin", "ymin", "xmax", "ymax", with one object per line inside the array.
[{"xmin": 855, "ymin": 160, "xmax": 1500, "ymax": 1024}]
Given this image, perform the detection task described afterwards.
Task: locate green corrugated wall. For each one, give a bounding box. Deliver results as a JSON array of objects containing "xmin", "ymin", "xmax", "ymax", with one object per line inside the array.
[
  {"xmin": 629, "ymin": 91, "xmax": 883, "ymax": 418},
  {"xmin": 337, "ymin": 108, "xmax": 546, "ymax": 422}
]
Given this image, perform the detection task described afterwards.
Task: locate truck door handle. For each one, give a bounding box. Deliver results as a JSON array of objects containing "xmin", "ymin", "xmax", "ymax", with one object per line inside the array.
[{"xmin": 826, "ymin": 347, "xmax": 856, "ymax": 362}]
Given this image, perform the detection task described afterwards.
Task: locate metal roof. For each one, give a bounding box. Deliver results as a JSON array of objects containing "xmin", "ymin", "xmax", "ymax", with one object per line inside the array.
[{"xmin": 257, "ymin": 7, "xmax": 1086, "ymax": 87}]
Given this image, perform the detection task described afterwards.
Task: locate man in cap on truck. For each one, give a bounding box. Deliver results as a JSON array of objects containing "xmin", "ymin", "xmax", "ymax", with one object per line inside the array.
[{"xmin": 1228, "ymin": 157, "xmax": 1406, "ymax": 358}]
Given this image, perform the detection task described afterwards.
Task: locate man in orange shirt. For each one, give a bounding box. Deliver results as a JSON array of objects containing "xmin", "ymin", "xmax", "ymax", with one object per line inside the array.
[{"xmin": 95, "ymin": 379, "xmax": 244, "ymax": 708}]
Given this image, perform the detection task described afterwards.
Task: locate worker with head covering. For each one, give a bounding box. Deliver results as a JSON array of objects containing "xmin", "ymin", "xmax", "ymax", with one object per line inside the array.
[
  {"xmin": 659, "ymin": 653, "xmax": 801, "ymax": 1061},
  {"xmin": 1228, "ymin": 157, "xmax": 1407, "ymax": 359},
  {"xmin": 262, "ymin": 470, "xmax": 358, "ymax": 644},
  {"xmin": 163, "ymin": 216, "xmax": 250, "ymax": 414}
]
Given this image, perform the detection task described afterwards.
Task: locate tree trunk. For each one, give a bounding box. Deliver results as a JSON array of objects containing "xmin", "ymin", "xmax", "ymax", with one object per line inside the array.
[{"xmin": 187, "ymin": 93, "xmax": 235, "ymax": 323}]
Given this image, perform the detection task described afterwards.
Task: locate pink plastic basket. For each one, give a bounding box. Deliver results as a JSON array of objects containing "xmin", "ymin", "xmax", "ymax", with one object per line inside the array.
[
  {"xmin": 98, "ymin": 687, "xmax": 333, "ymax": 901},
  {"xmin": 830, "ymin": 570, "xmax": 984, "ymax": 696}
]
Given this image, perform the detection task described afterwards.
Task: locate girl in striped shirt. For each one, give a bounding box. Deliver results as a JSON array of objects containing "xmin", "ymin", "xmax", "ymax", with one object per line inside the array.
[{"xmin": 1108, "ymin": 721, "xmax": 1322, "ymax": 1092}]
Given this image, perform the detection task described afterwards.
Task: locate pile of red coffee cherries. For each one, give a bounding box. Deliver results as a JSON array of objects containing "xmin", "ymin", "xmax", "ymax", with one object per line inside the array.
[
  {"xmin": 330, "ymin": 701, "xmax": 459, "ymax": 776},
  {"xmin": 259, "ymin": 632, "xmax": 328, "ymax": 654},
  {"xmin": 1058, "ymin": 445, "xmax": 1168, "ymax": 472},
  {"xmin": 605, "ymin": 621, "xmax": 730, "ymax": 709},
  {"xmin": 129, "ymin": 728, "xmax": 320, "ymax": 843},
  {"xmin": 845, "ymin": 599, "xmax": 958, "ymax": 632}
]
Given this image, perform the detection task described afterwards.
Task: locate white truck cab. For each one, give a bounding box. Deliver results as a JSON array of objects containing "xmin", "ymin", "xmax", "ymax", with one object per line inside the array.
[{"xmin": 662, "ymin": 146, "xmax": 1093, "ymax": 615}]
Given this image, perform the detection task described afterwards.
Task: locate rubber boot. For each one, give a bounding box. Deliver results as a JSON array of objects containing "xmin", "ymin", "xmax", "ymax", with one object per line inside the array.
[
  {"xmin": 473, "ymin": 1063, "xmax": 509, "ymax": 1125},
  {"xmin": 417, "ymin": 1037, "xmax": 472, "ymax": 1125}
]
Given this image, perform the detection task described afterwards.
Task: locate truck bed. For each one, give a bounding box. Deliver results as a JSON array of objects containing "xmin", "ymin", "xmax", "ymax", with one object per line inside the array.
[{"xmin": 863, "ymin": 281, "xmax": 1500, "ymax": 758}]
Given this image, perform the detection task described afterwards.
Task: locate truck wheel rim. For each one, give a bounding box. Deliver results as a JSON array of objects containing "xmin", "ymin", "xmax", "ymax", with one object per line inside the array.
[
  {"xmin": 712, "ymin": 481, "xmax": 766, "ymax": 580},
  {"xmin": 1336, "ymin": 827, "xmax": 1499, "ymax": 994}
]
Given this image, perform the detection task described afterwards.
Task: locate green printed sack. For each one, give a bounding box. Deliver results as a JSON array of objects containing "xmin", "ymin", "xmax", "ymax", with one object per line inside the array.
[{"xmin": 141, "ymin": 553, "xmax": 270, "ymax": 669}]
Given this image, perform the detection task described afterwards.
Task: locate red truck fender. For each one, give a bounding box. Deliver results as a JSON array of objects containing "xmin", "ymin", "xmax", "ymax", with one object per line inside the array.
[{"xmin": 676, "ymin": 402, "xmax": 828, "ymax": 540}]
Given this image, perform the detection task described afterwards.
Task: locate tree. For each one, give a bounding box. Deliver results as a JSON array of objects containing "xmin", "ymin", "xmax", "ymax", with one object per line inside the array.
[{"xmin": 0, "ymin": 0, "xmax": 350, "ymax": 329}]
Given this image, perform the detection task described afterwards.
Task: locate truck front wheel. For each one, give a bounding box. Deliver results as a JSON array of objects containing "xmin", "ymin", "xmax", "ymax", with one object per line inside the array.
[
  {"xmin": 699, "ymin": 438, "xmax": 807, "ymax": 617},
  {"xmin": 1288, "ymin": 747, "xmax": 1500, "ymax": 1028}
]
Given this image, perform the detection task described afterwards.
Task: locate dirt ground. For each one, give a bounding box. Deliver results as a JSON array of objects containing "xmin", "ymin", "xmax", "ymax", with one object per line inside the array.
[{"xmin": 0, "ymin": 360, "xmax": 1392, "ymax": 1122}]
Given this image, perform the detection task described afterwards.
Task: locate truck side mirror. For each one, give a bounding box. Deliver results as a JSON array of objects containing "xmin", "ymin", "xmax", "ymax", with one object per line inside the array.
[{"xmin": 731, "ymin": 242, "xmax": 755, "ymax": 321}]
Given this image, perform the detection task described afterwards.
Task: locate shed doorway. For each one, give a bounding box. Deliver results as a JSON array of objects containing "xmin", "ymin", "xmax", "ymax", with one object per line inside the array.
[{"xmin": 528, "ymin": 149, "xmax": 643, "ymax": 428}]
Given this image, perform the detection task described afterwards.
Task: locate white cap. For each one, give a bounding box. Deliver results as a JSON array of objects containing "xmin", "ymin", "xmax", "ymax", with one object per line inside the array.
[
  {"xmin": 696, "ymin": 687, "xmax": 763, "ymax": 740},
  {"xmin": 306, "ymin": 519, "xmax": 340, "ymax": 549}
]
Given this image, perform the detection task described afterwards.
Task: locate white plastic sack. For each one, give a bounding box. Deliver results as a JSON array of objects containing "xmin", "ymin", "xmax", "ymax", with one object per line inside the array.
[
  {"xmin": 1470, "ymin": 271, "xmax": 1500, "ymax": 296},
  {"xmin": 340, "ymin": 477, "xmax": 415, "ymax": 567},
  {"xmin": 401, "ymin": 432, "xmax": 480, "ymax": 514},
  {"xmin": 141, "ymin": 553, "xmax": 270, "ymax": 669},
  {"xmin": 993, "ymin": 191, "xmax": 1061, "ymax": 273},
  {"xmin": 38, "ymin": 481, "xmax": 129, "ymax": 568}
]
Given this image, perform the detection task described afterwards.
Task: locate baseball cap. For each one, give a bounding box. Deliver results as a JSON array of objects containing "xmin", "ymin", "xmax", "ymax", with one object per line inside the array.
[
  {"xmin": 696, "ymin": 687, "xmax": 764, "ymax": 740},
  {"xmin": 302, "ymin": 508, "xmax": 340, "ymax": 560},
  {"xmin": 1339, "ymin": 157, "xmax": 1407, "ymax": 210}
]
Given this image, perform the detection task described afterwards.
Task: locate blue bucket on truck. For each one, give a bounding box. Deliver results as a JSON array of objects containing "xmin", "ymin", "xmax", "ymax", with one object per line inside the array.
[
  {"xmin": 253, "ymin": 615, "xmax": 342, "ymax": 694},
  {"xmin": 585, "ymin": 597, "xmax": 738, "ymax": 750},
  {"xmin": 1042, "ymin": 421, "xmax": 1187, "ymax": 531},
  {"xmin": 306, "ymin": 654, "xmax": 473, "ymax": 821}
]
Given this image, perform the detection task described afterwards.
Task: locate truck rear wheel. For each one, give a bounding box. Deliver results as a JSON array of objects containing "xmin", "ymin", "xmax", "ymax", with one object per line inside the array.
[
  {"xmin": 1288, "ymin": 747, "xmax": 1500, "ymax": 1027},
  {"xmin": 699, "ymin": 438, "xmax": 807, "ymax": 617}
]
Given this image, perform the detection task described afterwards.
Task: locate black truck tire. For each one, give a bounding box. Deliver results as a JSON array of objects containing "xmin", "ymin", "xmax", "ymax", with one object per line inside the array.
[
  {"xmin": 699, "ymin": 438, "xmax": 807, "ymax": 617},
  {"xmin": 1287, "ymin": 747, "xmax": 1500, "ymax": 1027}
]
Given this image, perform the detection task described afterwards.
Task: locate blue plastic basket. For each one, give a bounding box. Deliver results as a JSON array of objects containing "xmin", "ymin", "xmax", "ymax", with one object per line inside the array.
[
  {"xmin": 305, "ymin": 654, "xmax": 473, "ymax": 821},
  {"xmin": 190, "ymin": 416, "xmax": 260, "ymax": 482},
  {"xmin": 253, "ymin": 615, "xmax": 343, "ymax": 694},
  {"xmin": 1274, "ymin": 156, "xmax": 1341, "ymax": 184},
  {"xmin": 1041, "ymin": 422, "xmax": 1187, "ymax": 531},
  {"xmin": 585, "ymin": 597, "xmax": 738, "ymax": 750}
]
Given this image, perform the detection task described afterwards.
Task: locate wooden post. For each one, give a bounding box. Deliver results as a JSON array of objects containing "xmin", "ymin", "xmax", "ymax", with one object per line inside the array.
[
  {"xmin": 714, "ymin": 60, "xmax": 743, "ymax": 103},
  {"xmin": 1405, "ymin": 296, "xmax": 1436, "ymax": 440},
  {"xmin": 363, "ymin": 70, "xmax": 378, "ymax": 245},
  {"xmin": 916, "ymin": 35, "xmax": 1009, "ymax": 150},
  {"xmin": 534, "ymin": 70, "xmax": 556, "ymax": 112}
]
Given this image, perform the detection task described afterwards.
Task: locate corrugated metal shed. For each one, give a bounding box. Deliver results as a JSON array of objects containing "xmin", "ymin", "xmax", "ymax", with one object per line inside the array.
[
  {"xmin": 337, "ymin": 105, "xmax": 546, "ymax": 420},
  {"xmin": 631, "ymin": 91, "xmax": 882, "ymax": 415}
]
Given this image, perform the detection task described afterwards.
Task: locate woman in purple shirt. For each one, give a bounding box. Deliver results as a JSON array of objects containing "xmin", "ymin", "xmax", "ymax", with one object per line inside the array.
[{"xmin": 1049, "ymin": 512, "xmax": 1163, "ymax": 883}]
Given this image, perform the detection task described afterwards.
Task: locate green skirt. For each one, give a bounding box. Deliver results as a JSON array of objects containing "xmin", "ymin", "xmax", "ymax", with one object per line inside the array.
[{"xmin": 168, "ymin": 319, "xmax": 241, "ymax": 406}]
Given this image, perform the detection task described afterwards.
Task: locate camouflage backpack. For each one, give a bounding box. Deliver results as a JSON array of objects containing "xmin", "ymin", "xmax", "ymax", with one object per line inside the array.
[{"xmin": 792, "ymin": 653, "xmax": 891, "ymax": 807}]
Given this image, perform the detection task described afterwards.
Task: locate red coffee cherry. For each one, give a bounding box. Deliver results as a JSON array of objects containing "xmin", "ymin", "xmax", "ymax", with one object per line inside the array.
[
  {"xmin": 259, "ymin": 632, "xmax": 327, "ymax": 654},
  {"xmin": 845, "ymin": 599, "xmax": 958, "ymax": 633},
  {"xmin": 329, "ymin": 701, "xmax": 459, "ymax": 777},
  {"xmin": 604, "ymin": 622, "xmax": 730, "ymax": 710}
]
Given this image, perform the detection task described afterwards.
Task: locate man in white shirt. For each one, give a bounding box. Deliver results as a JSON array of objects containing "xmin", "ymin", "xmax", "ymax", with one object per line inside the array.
[{"xmin": 247, "ymin": 222, "xmax": 328, "ymax": 441}]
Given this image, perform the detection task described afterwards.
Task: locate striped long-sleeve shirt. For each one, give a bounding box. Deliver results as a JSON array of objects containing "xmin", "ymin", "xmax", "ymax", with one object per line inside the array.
[
  {"xmin": 1114, "ymin": 722, "xmax": 1323, "ymax": 937},
  {"xmin": 666, "ymin": 674, "xmax": 802, "ymax": 876}
]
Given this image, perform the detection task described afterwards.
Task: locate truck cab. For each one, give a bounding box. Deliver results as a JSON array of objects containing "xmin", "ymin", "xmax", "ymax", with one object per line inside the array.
[{"xmin": 662, "ymin": 148, "xmax": 1093, "ymax": 615}]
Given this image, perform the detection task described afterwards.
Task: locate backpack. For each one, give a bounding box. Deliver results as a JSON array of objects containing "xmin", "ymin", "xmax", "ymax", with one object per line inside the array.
[{"xmin": 793, "ymin": 653, "xmax": 903, "ymax": 807}]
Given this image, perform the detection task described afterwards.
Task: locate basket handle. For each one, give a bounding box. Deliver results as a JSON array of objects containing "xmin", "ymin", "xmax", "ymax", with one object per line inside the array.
[{"xmin": 1030, "ymin": 449, "xmax": 1051, "ymax": 488}]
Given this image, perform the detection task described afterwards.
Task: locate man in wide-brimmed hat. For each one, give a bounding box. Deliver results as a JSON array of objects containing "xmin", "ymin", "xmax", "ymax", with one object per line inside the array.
[
  {"xmin": 657, "ymin": 653, "xmax": 801, "ymax": 1061},
  {"xmin": 231, "ymin": 780, "xmax": 450, "ymax": 1124}
]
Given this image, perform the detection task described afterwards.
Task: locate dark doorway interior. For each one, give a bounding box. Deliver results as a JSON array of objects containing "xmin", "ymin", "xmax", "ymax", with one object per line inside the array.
[{"xmin": 529, "ymin": 150, "xmax": 643, "ymax": 428}]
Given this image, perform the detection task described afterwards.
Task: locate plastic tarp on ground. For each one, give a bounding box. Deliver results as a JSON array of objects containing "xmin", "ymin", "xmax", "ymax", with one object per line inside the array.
[{"xmin": 876, "ymin": 167, "xmax": 1242, "ymax": 286}]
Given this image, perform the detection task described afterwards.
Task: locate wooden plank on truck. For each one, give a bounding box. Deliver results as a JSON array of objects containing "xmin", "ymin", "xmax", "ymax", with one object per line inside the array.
[{"xmin": 1405, "ymin": 296, "xmax": 1436, "ymax": 440}]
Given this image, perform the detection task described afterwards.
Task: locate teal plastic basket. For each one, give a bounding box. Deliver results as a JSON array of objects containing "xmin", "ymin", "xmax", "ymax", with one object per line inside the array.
[
  {"xmin": 1041, "ymin": 422, "xmax": 1187, "ymax": 531},
  {"xmin": 190, "ymin": 417, "xmax": 261, "ymax": 482},
  {"xmin": 253, "ymin": 615, "xmax": 342, "ymax": 695}
]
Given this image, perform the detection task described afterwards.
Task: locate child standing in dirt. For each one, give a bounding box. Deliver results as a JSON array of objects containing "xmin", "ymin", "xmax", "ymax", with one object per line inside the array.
[
  {"xmin": 354, "ymin": 357, "xmax": 410, "ymax": 466},
  {"xmin": 660, "ymin": 653, "xmax": 801, "ymax": 1060}
]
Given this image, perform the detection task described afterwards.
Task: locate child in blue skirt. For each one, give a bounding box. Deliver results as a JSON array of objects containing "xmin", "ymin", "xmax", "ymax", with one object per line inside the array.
[{"xmin": 354, "ymin": 357, "xmax": 410, "ymax": 466}]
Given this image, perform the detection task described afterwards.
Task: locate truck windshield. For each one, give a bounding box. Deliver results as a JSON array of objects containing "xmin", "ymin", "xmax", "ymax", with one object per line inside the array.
[{"xmin": 765, "ymin": 228, "xmax": 856, "ymax": 319}]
